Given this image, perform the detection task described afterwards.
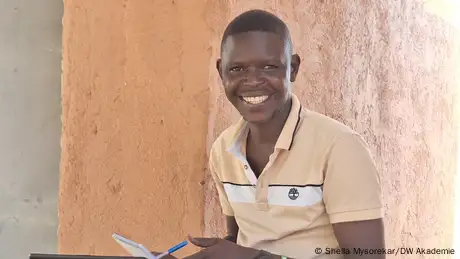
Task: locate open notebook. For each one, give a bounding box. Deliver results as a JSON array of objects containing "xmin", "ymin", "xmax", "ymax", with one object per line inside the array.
[{"xmin": 112, "ymin": 233, "xmax": 156, "ymax": 259}]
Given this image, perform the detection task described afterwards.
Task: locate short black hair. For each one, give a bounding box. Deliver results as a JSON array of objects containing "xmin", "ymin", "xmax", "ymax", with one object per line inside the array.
[{"xmin": 220, "ymin": 9, "xmax": 292, "ymax": 53}]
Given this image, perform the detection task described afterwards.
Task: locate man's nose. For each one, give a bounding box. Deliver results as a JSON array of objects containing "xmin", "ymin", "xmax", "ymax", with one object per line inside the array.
[{"xmin": 244, "ymin": 67, "xmax": 265, "ymax": 86}]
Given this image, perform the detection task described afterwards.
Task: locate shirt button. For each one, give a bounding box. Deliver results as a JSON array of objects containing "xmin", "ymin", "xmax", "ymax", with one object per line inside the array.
[{"xmin": 244, "ymin": 165, "xmax": 248, "ymax": 170}]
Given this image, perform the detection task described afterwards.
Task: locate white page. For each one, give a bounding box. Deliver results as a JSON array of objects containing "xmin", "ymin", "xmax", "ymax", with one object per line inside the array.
[{"xmin": 112, "ymin": 233, "xmax": 157, "ymax": 259}]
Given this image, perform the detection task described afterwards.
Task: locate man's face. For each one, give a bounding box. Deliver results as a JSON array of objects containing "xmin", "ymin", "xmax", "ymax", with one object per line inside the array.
[{"xmin": 217, "ymin": 31, "xmax": 300, "ymax": 124}]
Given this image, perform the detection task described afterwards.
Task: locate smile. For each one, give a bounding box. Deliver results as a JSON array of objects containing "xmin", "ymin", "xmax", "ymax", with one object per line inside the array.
[{"xmin": 241, "ymin": 95, "xmax": 270, "ymax": 105}]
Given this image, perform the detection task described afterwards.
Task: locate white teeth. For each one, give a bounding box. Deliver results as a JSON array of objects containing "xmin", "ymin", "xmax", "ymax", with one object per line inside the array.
[{"xmin": 242, "ymin": 95, "xmax": 269, "ymax": 104}]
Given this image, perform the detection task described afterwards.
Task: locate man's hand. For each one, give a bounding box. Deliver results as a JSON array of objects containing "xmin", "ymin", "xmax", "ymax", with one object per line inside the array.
[{"xmin": 183, "ymin": 235, "xmax": 264, "ymax": 259}]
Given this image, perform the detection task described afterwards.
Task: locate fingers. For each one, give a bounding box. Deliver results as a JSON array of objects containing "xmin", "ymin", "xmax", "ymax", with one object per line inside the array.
[{"xmin": 187, "ymin": 234, "xmax": 220, "ymax": 248}]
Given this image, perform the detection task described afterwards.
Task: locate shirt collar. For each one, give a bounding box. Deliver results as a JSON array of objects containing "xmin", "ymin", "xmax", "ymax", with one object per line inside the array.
[{"xmin": 227, "ymin": 94, "xmax": 303, "ymax": 154}]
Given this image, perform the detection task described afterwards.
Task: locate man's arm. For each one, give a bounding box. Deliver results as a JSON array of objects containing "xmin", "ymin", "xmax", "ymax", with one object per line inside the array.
[
  {"xmin": 208, "ymin": 154, "xmax": 240, "ymax": 241},
  {"xmin": 323, "ymin": 133, "xmax": 385, "ymax": 258},
  {"xmin": 208, "ymin": 155, "xmax": 235, "ymax": 215},
  {"xmin": 223, "ymin": 216, "xmax": 239, "ymax": 243},
  {"xmin": 333, "ymin": 219, "xmax": 385, "ymax": 257}
]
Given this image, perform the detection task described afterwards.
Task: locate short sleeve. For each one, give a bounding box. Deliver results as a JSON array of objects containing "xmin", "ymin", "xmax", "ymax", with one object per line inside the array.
[
  {"xmin": 323, "ymin": 133, "xmax": 383, "ymax": 224},
  {"xmin": 209, "ymin": 157, "xmax": 234, "ymax": 216}
]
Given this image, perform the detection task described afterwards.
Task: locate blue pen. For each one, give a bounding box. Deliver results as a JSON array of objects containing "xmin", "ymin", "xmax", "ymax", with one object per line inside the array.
[{"xmin": 156, "ymin": 240, "xmax": 188, "ymax": 258}]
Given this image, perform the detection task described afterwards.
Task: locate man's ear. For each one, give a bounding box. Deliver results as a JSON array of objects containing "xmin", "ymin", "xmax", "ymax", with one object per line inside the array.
[
  {"xmin": 216, "ymin": 58, "xmax": 223, "ymax": 80},
  {"xmin": 290, "ymin": 54, "xmax": 301, "ymax": 82}
]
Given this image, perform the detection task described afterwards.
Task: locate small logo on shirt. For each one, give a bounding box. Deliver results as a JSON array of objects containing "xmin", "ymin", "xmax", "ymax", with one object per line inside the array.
[{"xmin": 288, "ymin": 188, "xmax": 300, "ymax": 200}]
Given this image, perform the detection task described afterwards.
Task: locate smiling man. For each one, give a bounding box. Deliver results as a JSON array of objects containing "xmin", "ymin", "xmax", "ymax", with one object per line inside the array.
[{"xmin": 163, "ymin": 9, "xmax": 385, "ymax": 259}]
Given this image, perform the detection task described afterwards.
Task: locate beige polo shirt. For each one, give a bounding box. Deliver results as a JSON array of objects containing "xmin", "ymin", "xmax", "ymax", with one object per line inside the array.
[{"xmin": 208, "ymin": 94, "xmax": 383, "ymax": 259}]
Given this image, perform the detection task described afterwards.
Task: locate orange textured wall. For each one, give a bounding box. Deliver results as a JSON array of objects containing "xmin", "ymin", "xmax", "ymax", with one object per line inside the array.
[
  {"xmin": 59, "ymin": 0, "xmax": 217, "ymax": 256},
  {"xmin": 59, "ymin": 0, "xmax": 460, "ymax": 258}
]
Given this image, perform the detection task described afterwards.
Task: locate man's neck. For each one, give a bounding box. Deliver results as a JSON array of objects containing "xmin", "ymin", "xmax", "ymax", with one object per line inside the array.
[{"xmin": 247, "ymin": 97, "xmax": 292, "ymax": 145}]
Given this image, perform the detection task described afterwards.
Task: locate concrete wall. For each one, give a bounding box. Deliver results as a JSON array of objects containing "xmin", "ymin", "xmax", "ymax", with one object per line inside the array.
[
  {"xmin": 59, "ymin": 0, "xmax": 460, "ymax": 258},
  {"xmin": 0, "ymin": 0, "xmax": 63, "ymax": 258}
]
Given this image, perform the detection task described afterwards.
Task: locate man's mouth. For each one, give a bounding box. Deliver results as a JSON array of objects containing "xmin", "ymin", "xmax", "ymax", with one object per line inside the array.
[{"xmin": 241, "ymin": 95, "xmax": 270, "ymax": 105}]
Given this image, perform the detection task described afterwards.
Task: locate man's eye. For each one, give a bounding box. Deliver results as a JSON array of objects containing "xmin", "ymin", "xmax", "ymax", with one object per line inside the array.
[
  {"xmin": 263, "ymin": 65, "xmax": 277, "ymax": 69},
  {"xmin": 229, "ymin": 67, "xmax": 243, "ymax": 72}
]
